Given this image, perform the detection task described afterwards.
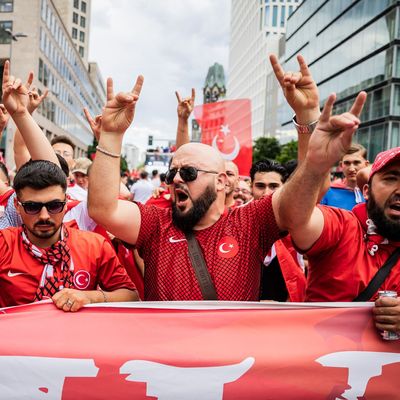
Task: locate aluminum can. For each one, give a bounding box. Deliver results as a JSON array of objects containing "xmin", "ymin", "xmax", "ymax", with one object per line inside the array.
[{"xmin": 378, "ymin": 290, "xmax": 400, "ymax": 340}]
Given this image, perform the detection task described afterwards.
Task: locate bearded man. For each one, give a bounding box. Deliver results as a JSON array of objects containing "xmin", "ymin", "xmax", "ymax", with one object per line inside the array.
[{"xmin": 88, "ymin": 77, "xmax": 282, "ymax": 301}]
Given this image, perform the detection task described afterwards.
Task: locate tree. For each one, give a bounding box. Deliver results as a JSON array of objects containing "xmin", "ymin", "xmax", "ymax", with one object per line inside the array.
[
  {"xmin": 276, "ymin": 140, "xmax": 298, "ymax": 164},
  {"xmin": 252, "ymin": 137, "xmax": 281, "ymax": 162},
  {"xmin": 87, "ymin": 137, "xmax": 129, "ymax": 172}
]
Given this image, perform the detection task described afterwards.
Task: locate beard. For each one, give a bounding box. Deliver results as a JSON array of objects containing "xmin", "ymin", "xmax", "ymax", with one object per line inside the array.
[
  {"xmin": 367, "ymin": 191, "xmax": 400, "ymax": 241},
  {"xmin": 172, "ymin": 184, "xmax": 217, "ymax": 232},
  {"xmin": 27, "ymin": 220, "xmax": 58, "ymax": 239}
]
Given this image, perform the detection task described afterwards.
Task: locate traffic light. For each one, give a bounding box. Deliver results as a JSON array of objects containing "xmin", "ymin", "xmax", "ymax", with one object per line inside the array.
[{"xmin": 148, "ymin": 135, "xmax": 153, "ymax": 146}]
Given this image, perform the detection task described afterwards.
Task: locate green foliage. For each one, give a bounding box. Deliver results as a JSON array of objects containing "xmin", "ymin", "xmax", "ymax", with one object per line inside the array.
[
  {"xmin": 120, "ymin": 155, "xmax": 128, "ymax": 172},
  {"xmin": 253, "ymin": 137, "xmax": 281, "ymax": 163},
  {"xmin": 276, "ymin": 140, "xmax": 298, "ymax": 164}
]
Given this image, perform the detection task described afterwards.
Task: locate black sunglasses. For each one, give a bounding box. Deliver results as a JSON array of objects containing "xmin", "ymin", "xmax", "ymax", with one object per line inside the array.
[
  {"xmin": 18, "ymin": 200, "xmax": 67, "ymax": 215},
  {"xmin": 165, "ymin": 166, "xmax": 218, "ymax": 185}
]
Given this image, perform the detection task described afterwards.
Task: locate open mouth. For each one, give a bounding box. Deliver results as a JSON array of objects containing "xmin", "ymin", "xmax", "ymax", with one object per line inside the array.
[{"xmin": 175, "ymin": 189, "xmax": 190, "ymax": 209}]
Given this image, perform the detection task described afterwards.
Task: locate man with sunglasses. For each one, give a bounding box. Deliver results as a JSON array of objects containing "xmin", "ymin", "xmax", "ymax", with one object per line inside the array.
[
  {"xmin": 89, "ymin": 75, "xmax": 285, "ymax": 301},
  {"xmin": 0, "ymin": 160, "xmax": 138, "ymax": 310}
]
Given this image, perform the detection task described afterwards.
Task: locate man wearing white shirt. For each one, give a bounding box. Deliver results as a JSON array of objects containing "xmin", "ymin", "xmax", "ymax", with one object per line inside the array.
[{"xmin": 130, "ymin": 171, "xmax": 154, "ymax": 204}]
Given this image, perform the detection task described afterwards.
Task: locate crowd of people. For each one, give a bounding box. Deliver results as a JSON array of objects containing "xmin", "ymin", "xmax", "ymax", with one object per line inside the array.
[{"xmin": 0, "ymin": 54, "xmax": 399, "ymax": 338}]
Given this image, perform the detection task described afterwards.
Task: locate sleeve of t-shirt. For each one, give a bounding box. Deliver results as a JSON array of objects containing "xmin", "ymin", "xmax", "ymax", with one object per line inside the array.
[
  {"xmin": 305, "ymin": 205, "xmax": 349, "ymax": 256},
  {"xmin": 96, "ymin": 238, "xmax": 137, "ymax": 292},
  {"xmin": 0, "ymin": 231, "xmax": 10, "ymax": 266}
]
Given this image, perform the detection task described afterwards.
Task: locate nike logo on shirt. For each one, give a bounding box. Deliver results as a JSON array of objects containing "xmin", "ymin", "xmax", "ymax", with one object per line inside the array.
[
  {"xmin": 7, "ymin": 270, "xmax": 27, "ymax": 277},
  {"xmin": 169, "ymin": 236, "xmax": 186, "ymax": 243}
]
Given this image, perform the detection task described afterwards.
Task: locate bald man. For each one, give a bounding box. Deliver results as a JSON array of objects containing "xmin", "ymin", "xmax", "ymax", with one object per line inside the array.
[{"xmin": 88, "ymin": 77, "xmax": 282, "ymax": 301}]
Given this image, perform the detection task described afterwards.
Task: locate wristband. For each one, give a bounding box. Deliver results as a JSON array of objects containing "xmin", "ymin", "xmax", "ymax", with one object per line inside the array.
[
  {"xmin": 99, "ymin": 289, "xmax": 108, "ymax": 303},
  {"xmin": 96, "ymin": 145, "xmax": 121, "ymax": 158},
  {"xmin": 292, "ymin": 115, "xmax": 319, "ymax": 134}
]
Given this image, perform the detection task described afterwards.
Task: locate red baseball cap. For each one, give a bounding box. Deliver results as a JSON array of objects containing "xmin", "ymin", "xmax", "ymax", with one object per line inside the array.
[{"xmin": 370, "ymin": 147, "xmax": 400, "ymax": 179}]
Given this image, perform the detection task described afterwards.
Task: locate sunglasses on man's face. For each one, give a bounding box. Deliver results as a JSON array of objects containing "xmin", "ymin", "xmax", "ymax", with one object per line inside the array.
[
  {"xmin": 17, "ymin": 200, "xmax": 67, "ymax": 215},
  {"xmin": 165, "ymin": 166, "xmax": 218, "ymax": 185}
]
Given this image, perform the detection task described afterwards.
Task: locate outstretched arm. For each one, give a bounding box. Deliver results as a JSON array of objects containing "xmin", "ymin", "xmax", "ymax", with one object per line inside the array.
[
  {"xmin": 88, "ymin": 75, "xmax": 144, "ymax": 245},
  {"xmin": 175, "ymin": 88, "xmax": 195, "ymax": 149},
  {"xmin": 2, "ymin": 62, "xmax": 58, "ymax": 167},
  {"xmin": 272, "ymin": 91, "xmax": 367, "ymax": 250}
]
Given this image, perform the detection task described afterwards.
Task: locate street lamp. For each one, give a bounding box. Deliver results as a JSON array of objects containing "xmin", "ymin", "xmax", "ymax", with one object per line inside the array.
[{"xmin": 3, "ymin": 28, "xmax": 27, "ymax": 41}]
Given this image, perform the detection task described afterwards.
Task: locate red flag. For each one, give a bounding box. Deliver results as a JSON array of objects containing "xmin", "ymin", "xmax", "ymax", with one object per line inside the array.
[{"xmin": 194, "ymin": 100, "xmax": 252, "ymax": 176}]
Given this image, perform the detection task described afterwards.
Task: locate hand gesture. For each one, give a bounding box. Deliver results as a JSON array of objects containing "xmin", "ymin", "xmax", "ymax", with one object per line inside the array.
[
  {"xmin": 27, "ymin": 86, "xmax": 48, "ymax": 114},
  {"xmin": 84, "ymin": 107, "xmax": 102, "ymax": 141},
  {"xmin": 2, "ymin": 60, "xmax": 29, "ymax": 116},
  {"xmin": 270, "ymin": 54, "xmax": 319, "ymax": 122},
  {"xmin": 373, "ymin": 296, "xmax": 400, "ymax": 335},
  {"xmin": 52, "ymin": 288, "xmax": 92, "ymax": 312},
  {"xmin": 176, "ymin": 88, "xmax": 195, "ymax": 120},
  {"xmin": 101, "ymin": 75, "xmax": 144, "ymax": 134},
  {"xmin": 306, "ymin": 91, "xmax": 367, "ymax": 170},
  {"xmin": 0, "ymin": 104, "xmax": 10, "ymax": 133}
]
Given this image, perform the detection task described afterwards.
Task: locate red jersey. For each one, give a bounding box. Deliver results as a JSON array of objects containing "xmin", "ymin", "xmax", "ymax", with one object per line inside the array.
[
  {"xmin": 305, "ymin": 205, "xmax": 400, "ymax": 301},
  {"xmin": 0, "ymin": 226, "xmax": 136, "ymax": 307},
  {"xmin": 136, "ymin": 195, "xmax": 281, "ymax": 301}
]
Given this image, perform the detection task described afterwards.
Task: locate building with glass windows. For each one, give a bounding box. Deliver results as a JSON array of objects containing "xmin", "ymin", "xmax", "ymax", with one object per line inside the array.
[
  {"xmin": 0, "ymin": 0, "xmax": 104, "ymax": 166},
  {"xmin": 227, "ymin": 0, "xmax": 301, "ymax": 140},
  {"xmin": 279, "ymin": 0, "xmax": 400, "ymax": 159}
]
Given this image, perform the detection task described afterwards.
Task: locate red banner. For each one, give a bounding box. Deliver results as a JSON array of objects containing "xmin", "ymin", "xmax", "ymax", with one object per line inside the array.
[
  {"xmin": 0, "ymin": 301, "xmax": 400, "ymax": 399},
  {"xmin": 194, "ymin": 100, "xmax": 252, "ymax": 176}
]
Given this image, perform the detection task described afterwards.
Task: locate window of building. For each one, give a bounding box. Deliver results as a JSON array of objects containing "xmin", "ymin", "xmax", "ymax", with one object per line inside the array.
[
  {"xmin": 265, "ymin": 5, "xmax": 270, "ymax": 26},
  {"xmin": 79, "ymin": 46, "xmax": 84, "ymax": 57},
  {"xmin": 73, "ymin": 12, "xmax": 78, "ymax": 24},
  {"xmin": 72, "ymin": 27, "xmax": 77, "ymax": 39},
  {"xmin": 81, "ymin": 1, "xmax": 86, "ymax": 13},
  {"xmin": 73, "ymin": 0, "xmax": 79, "ymax": 8},
  {"xmin": 38, "ymin": 58, "xmax": 43, "ymax": 82},
  {"xmin": 272, "ymin": 5, "xmax": 278, "ymax": 27},
  {"xmin": 0, "ymin": 0, "xmax": 13, "ymax": 12},
  {"xmin": 0, "ymin": 20, "xmax": 12, "ymax": 44},
  {"xmin": 79, "ymin": 31, "xmax": 85, "ymax": 42},
  {"xmin": 280, "ymin": 5, "xmax": 286, "ymax": 27},
  {"xmin": 80, "ymin": 15, "xmax": 86, "ymax": 28}
]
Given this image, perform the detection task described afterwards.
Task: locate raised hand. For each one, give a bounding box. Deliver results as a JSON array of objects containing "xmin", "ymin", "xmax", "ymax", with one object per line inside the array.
[
  {"xmin": 27, "ymin": 86, "xmax": 48, "ymax": 114},
  {"xmin": 2, "ymin": 60, "xmax": 29, "ymax": 116},
  {"xmin": 84, "ymin": 107, "xmax": 102, "ymax": 141},
  {"xmin": 176, "ymin": 88, "xmax": 195, "ymax": 120},
  {"xmin": 270, "ymin": 54, "xmax": 319, "ymax": 122},
  {"xmin": 101, "ymin": 75, "xmax": 144, "ymax": 134},
  {"xmin": 306, "ymin": 91, "xmax": 367, "ymax": 170}
]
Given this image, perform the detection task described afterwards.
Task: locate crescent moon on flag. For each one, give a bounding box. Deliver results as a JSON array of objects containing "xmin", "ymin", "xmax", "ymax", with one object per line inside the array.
[
  {"xmin": 212, "ymin": 135, "xmax": 240, "ymax": 161},
  {"xmin": 219, "ymin": 243, "xmax": 231, "ymax": 253}
]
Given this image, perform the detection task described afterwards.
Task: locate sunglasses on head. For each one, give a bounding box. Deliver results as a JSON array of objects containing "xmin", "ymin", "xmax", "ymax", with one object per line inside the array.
[
  {"xmin": 165, "ymin": 166, "xmax": 218, "ymax": 185},
  {"xmin": 18, "ymin": 200, "xmax": 67, "ymax": 215}
]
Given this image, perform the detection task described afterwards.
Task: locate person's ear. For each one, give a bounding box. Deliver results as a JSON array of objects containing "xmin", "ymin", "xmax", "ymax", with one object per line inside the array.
[
  {"xmin": 217, "ymin": 172, "xmax": 227, "ymax": 192},
  {"xmin": 363, "ymin": 183, "xmax": 369, "ymax": 200},
  {"xmin": 14, "ymin": 196, "xmax": 22, "ymax": 215}
]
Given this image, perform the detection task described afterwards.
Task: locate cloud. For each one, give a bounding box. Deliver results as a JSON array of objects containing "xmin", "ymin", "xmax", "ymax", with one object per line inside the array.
[{"xmin": 88, "ymin": 0, "xmax": 231, "ymax": 150}]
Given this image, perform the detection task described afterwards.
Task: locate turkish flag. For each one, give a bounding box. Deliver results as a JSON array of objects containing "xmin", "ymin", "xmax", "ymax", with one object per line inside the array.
[{"xmin": 194, "ymin": 100, "xmax": 252, "ymax": 176}]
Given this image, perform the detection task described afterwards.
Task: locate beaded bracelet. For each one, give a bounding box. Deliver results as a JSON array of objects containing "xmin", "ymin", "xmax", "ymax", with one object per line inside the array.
[{"xmin": 96, "ymin": 145, "xmax": 121, "ymax": 158}]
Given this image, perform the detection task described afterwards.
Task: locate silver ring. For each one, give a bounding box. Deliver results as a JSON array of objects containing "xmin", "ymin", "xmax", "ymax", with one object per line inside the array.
[{"xmin": 65, "ymin": 299, "xmax": 73, "ymax": 307}]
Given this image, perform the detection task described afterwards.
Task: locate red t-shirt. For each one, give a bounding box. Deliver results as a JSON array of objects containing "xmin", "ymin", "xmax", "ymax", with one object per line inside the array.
[
  {"xmin": 0, "ymin": 226, "xmax": 136, "ymax": 307},
  {"xmin": 135, "ymin": 195, "xmax": 281, "ymax": 301},
  {"xmin": 305, "ymin": 206, "xmax": 400, "ymax": 301}
]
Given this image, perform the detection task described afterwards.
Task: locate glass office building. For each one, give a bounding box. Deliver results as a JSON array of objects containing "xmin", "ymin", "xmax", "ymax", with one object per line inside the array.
[{"xmin": 280, "ymin": 0, "xmax": 400, "ymax": 159}]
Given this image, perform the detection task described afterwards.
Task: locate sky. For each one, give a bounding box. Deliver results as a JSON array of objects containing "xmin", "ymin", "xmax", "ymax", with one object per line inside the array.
[{"xmin": 89, "ymin": 0, "xmax": 231, "ymax": 150}]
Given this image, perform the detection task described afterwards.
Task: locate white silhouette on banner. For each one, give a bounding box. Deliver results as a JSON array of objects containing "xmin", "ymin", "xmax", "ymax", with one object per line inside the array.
[
  {"xmin": 316, "ymin": 351, "xmax": 400, "ymax": 400},
  {"xmin": 120, "ymin": 357, "xmax": 255, "ymax": 400},
  {"xmin": 212, "ymin": 125, "xmax": 240, "ymax": 161}
]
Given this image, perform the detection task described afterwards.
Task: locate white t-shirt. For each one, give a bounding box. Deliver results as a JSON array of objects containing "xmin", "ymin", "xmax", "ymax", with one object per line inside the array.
[
  {"xmin": 67, "ymin": 184, "xmax": 88, "ymax": 201},
  {"xmin": 130, "ymin": 179, "xmax": 154, "ymax": 204}
]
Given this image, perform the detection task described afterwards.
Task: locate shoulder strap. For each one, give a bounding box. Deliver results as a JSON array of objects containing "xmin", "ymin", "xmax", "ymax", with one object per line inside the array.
[
  {"xmin": 185, "ymin": 232, "xmax": 218, "ymax": 300},
  {"xmin": 353, "ymin": 247, "xmax": 400, "ymax": 302}
]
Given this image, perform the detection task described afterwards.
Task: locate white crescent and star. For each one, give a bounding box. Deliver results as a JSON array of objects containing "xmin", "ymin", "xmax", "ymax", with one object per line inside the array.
[
  {"xmin": 218, "ymin": 243, "xmax": 234, "ymax": 254},
  {"xmin": 212, "ymin": 124, "xmax": 240, "ymax": 161}
]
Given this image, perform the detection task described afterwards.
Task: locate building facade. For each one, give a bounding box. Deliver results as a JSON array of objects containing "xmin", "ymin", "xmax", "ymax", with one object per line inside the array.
[
  {"xmin": 281, "ymin": 0, "xmax": 400, "ymax": 159},
  {"xmin": 0, "ymin": 0, "xmax": 104, "ymax": 167},
  {"xmin": 227, "ymin": 0, "xmax": 301, "ymax": 141}
]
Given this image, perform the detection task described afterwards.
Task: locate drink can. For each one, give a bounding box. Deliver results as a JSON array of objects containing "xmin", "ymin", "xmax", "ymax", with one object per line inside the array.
[{"xmin": 378, "ymin": 290, "xmax": 400, "ymax": 340}]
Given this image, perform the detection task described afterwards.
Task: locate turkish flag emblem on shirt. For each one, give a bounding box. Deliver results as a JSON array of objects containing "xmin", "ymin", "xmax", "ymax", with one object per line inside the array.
[{"xmin": 194, "ymin": 99, "xmax": 252, "ymax": 176}]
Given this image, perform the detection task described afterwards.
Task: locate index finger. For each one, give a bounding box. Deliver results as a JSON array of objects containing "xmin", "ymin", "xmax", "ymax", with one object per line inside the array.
[
  {"xmin": 349, "ymin": 91, "xmax": 367, "ymax": 118},
  {"xmin": 2, "ymin": 60, "xmax": 9, "ymax": 86},
  {"xmin": 25, "ymin": 71, "xmax": 34, "ymax": 89},
  {"xmin": 83, "ymin": 107, "xmax": 94, "ymax": 123},
  {"xmin": 319, "ymin": 93, "xmax": 336, "ymax": 123},
  {"xmin": 106, "ymin": 77, "xmax": 114, "ymax": 101},
  {"xmin": 269, "ymin": 54, "xmax": 285, "ymax": 86},
  {"xmin": 131, "ymin": 75, "xmax": 144, "ymax": 98},
  {"xmin": 175, "ymin": 91, "xmax": 182, "ymax": 103},
  {"xmin": 191, "ymin": 88, "xmax": 195, "ymax": 102}
]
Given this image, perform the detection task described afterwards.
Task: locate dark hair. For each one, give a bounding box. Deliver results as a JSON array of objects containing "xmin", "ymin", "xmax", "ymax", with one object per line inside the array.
[
  {"xmin": 152, "ymin": 169, "xmax": 158, "ymax": 177},
  {"xmin": 159, "ymin": 173, "xmax": 166, "ymax": 183},
  {"xmin": 50, "ymin": 135, "xmax": 76, "ymax": 151},
  {"xmin": 0, "ymin": 161, "xmax": 10, "ymax": 185},
  {"xmin": 345, "ymin": 143, "xmax": 367, "ymax": 159},
  {"xmin": 55, "ymin": 153, "xmax": 70, "ymax": 177},
  {"xmin": 250, "ymin": 159, "xmax": 288, "ymax": 183},
  {"xmin": 140, "ymin": 170, "xmax": 149, "ymax": 179},
  {"xmin": 283, "ymin": 159, "xmax": 298, "ymax": 178},
  {"xmin": 13, "ymin": 160, "xmax": 67, "ymax": 196}
]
